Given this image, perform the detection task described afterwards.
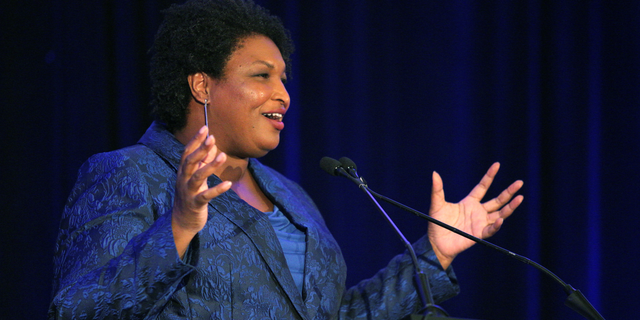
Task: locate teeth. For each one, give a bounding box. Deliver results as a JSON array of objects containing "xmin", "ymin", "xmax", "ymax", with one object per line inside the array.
[{"xmin": 262, "ymin": 113, "xmax": 283, "ymax": 121}]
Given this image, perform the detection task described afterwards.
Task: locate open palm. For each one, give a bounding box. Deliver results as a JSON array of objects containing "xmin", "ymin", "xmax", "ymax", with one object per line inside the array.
[{"xmin": 428, "ymin": 163, "xmax": 524, "ymax": 269}]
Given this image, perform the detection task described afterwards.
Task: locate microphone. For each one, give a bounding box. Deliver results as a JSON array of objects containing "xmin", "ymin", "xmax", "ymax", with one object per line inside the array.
[
  {"xmin": 319, "ymin": 156, "xmax": 343, "ymax": 176},
  {"xmin": 320, "ymin": 157, "xmax": 366, "ymax": 187},
  {"xmin": 325, "ymin": 157, "xmax": 605, "ymax": 320},
  {"xmin": 339, "ymin": 157, "xmax": 367, "ymax": 185}
]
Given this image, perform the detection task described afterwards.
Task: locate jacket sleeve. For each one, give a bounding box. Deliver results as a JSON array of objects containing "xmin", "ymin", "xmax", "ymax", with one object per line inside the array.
[
  {"xmin": 338, "ymin": 234, "xmax": 460, "ymax": 319},
  {"xmin": 49, "ymin": 151, "xmax": 196, "ymax": 319}
]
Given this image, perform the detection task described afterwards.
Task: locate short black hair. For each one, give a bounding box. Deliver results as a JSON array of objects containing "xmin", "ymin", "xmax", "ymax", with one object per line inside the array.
[{"xmin": 150, "ymin": 0, "xmax": 294, "ymax": 132}]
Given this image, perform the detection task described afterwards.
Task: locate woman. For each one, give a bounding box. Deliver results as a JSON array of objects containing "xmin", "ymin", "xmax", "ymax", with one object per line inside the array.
[{"xmin": 50, "ymin": 0, "xmax": 523, "ymax": 319}]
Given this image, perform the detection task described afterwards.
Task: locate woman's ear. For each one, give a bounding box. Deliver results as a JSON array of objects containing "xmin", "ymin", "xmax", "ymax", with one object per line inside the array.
[{"xmin": 187, "ymin": 72, "xmax": 209, "ymax": 104}]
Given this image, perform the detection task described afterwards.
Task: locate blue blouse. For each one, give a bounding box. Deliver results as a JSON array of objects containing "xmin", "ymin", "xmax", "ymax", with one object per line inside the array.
[{"xmin": 265, "ymin": 205, "xmax": 307, "ymax": 294}]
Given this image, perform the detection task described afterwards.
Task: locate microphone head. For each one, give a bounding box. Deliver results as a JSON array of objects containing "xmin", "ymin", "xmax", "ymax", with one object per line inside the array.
[
  {"xmin": 339, "ymin": 157, "xmax": 357, "ymax": 169},
  {"xmin": 319, "ymin": 157, "xmax": 343, "ymax": 176}
]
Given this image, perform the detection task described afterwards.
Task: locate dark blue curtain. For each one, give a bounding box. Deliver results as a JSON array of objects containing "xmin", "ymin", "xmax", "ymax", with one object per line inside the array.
[{"xmin": 2, "ymin": 0, "xmax": 638, "ymax": 319}]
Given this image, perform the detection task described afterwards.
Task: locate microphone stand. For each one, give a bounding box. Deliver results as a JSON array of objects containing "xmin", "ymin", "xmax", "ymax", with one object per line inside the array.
[
  {"xmin": 365, "ymin": 188, "xmax": 605, "ymax": 320},
  {"xmin": 325, "ymin": 159, "xmax": 477, "ymax": 319}
]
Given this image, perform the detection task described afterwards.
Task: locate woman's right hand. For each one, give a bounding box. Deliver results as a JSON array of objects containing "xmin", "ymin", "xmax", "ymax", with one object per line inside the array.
[{"xmin": 172, "ymin": 125, "xmax": 232, "ymax": 258}]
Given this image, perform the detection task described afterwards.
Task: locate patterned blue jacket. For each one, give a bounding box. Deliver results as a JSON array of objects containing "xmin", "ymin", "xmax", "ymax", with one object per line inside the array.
[{"xmin": 50, "ymin": 122, "xmax": 459, "ymax": 319}]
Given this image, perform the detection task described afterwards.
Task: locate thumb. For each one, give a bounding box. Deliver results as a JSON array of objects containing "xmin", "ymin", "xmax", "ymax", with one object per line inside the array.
[{"xmin": 430, "ymin": 171, "xmax": 445, "ymax": 213}]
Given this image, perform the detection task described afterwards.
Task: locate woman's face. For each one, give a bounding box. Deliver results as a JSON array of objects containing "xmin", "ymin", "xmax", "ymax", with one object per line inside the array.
[{"xmin": 206, "ymin": 34, "xmax": 290, "ymax": 159}]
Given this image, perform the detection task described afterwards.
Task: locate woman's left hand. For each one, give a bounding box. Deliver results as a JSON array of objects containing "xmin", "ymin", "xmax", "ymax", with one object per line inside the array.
[{"xmin": 428, "ymin": 162, "xmax": 524, "ymax": 270}]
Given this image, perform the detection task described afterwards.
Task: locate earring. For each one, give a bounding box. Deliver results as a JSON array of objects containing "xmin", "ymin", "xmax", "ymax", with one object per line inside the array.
[{"xmin": 204, "ymin": 99, "xmax": 209, "ymax": 128}]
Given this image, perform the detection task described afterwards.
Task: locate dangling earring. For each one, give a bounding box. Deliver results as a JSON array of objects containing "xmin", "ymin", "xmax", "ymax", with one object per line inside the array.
[{"xmin": 203, "ymin": 99, "xmax": 209, "ymax": 128}]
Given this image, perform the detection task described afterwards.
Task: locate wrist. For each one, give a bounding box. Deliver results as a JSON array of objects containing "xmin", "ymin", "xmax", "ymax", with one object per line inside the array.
[
  {"xmin": 171, "ymin": 213, "xmax": 200, "ymax": 259},
  {"xmin": 429, "ymin": 238, "xmax": 455, "ymax": 270}
]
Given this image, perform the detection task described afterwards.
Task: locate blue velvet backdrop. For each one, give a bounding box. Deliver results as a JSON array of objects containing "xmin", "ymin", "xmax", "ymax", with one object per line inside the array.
[{"xmin": 2, "ymin": 0, "xmax": 638, "ymax": 319}]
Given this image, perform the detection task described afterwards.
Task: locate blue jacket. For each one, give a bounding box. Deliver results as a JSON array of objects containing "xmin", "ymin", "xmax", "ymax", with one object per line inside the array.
[{"xmin": 50, "ymin": 122, "xmax": 459, "ymax": 319}]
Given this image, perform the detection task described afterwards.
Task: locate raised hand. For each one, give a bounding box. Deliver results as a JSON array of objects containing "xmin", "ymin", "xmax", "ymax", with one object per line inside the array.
[
  {"xmin": 172, "ymin": 126, "xmax": 232, "ymax": 258},
  {"xmin": 427, "ymin": 163, "xmax": 523, "ymax": 270}
]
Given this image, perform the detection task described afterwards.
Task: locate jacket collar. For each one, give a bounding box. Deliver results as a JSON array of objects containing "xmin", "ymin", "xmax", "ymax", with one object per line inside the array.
[{"xmin": 137, "ymin": 121, "xmax": 184, "ymax": 171}]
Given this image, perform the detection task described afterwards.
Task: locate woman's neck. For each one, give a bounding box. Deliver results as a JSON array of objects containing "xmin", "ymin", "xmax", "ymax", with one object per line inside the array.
[
  {"xmin": 220, "ymin": 156, "xmax": 273, "ymax": 212},
  {"xmin": 215, "ymin": 155, "xmax": 249, "ymax": 183}
]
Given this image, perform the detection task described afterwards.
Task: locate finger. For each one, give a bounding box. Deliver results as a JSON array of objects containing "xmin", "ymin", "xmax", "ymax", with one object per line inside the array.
[
  {"xmin": 201, "ymin": 135, "xmax": 219, "ymax": 165},
  {"xmin": 187, "ymin": 151, "xmax": 227, "ymax": 192},
  {"xmin": 486, "ymin": 194, "xmax": 524, "ymax": 223},
  {"xmin": 176, "ymin": 126, "xmax": 209, "ymax": 180},
  {"xmin": 178, "ymin": 127, "xmax": 210, "ymax": 179},
  {"xmin": 484, "ymin": 194, "xmax": 523, "ymax": 227},
  {"xmin": 482, "ymin": 180, "xmax": 524, "ymax": 212},
  {"xmin": 482, "ymin": 217, "xmax": 504, "ymax": 239},
  {"xmin": 498, "ymin": 194, "xmax": 524, "ymax": 219},
  {"xmin": 468, "ymin": 162, "xmax": 500, "ymax": 201},
  {"xmin": 194, "ymin": 180, "xmax": 232, "ymax": 206},
  {"xmin": 182, "ymin": 134, "xmax": 216, "ymax": 177},
  {"xmin": 430, "ymin": 171, "xmax": 445, "ymax": 213},
  {"xmin": 181, "ymin": 126, "xmax": 209, "ymax": 163}
]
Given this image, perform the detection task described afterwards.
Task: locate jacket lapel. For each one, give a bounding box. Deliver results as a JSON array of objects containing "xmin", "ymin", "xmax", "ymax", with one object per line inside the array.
[
  {"xmin": 207, "ymin": 171, "xmax": 309, "ymax": 319},
  {"xmin": 249, "ymin": 160, "xmax": 337, "ymax": 319},
  {"xmin": 249, "ymin": 160, "xmax": 347, "ymax": 319}
]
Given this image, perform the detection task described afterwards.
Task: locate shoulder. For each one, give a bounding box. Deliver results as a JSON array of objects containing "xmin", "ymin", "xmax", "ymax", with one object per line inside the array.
[
  {"xmin": 67, "ymin": 145, "xmax": 175, "ymax": 210},
  {"xmin": 77, "ymin": 144, "xmax": 169, "ymax": 182},
  {"xmin": 61, "ymin": 144, "xmax": 177, "ymax": 236}
]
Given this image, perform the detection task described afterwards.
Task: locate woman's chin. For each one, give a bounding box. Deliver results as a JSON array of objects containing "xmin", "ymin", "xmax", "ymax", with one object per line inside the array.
[{"xmin": 251, "ymin": 139, "xmax": 280, "ymax": 158}]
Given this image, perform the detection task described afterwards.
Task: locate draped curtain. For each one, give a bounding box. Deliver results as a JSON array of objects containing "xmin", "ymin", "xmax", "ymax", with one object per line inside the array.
[{"xmin": 2, "ymin": 1, "xmax": 638, "ymax": 319}]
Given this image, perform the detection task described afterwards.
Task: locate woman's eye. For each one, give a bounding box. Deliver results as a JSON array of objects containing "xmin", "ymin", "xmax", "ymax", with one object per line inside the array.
[{"xmin": 256, "ymin": 73, "xmax": 269, "ymax": 79}]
